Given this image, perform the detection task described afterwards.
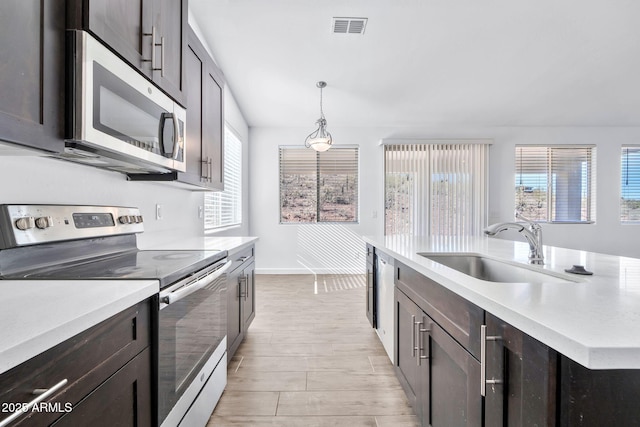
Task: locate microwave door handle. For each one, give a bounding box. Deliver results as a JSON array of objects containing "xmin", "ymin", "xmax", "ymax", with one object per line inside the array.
[
  {"xmin": 171, "ymin": 112, "xmax": 183, "ymax": 160},
  {"xmin": 159, "ymin": 112, "xmax": 173, "ymax": 157},
  {"xmin": 160, "ymin": 260, "xmax": 232, "ymax": 307}
]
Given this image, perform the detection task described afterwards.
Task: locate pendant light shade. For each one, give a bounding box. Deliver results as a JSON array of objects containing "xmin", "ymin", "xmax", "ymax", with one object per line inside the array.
[{"xmin": 305, "ymin": 81, "xmax": 333, "ymax": 152}]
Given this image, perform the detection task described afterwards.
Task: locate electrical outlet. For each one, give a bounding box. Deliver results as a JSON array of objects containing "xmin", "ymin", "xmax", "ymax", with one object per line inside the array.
[{"xmin": 156, "ymin": 204, "xmax": 163, "ymax": 220}]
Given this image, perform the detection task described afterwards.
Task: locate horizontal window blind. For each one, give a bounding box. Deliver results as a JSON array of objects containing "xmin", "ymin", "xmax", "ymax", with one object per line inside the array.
[
  {"xmin": 204, "ymin": 127, "xmax": 242, "ymax": 229},
  {"xmin": 384, "ymin": 143, "xmax": 489, "ymax": 237},
  {"xmin": 621, "ymin": 146, "xmax": 640, "ymax": 222},
  {"xmin": 280, "ymin": 147, "xmax": 358, "ymax": 223},
  {"xmin": 515, "ymin": 145, "xmax": 595, "ymax": 223}
]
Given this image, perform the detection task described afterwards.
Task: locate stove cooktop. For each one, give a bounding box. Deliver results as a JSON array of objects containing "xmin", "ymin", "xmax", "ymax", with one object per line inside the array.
[{"xmin": 4, "ymin": 249, "xmax": 227, "ymax": 288}]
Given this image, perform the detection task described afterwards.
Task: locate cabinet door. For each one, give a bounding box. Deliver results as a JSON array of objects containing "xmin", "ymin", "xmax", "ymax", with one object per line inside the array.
[
  {"xmin": 0, "ymin": 0, "xmax": 64, "ymax": 152},
  {"xmin": 242, "ymin": 261, "xmax": 256, "ymax": 331},
  {"xmin": 422, "ymin": 316, "xmax": 482, "ymax": 427},
  {"xmin": 227, "ymin": 265, "xmax": 243, "ymax": 357},
  {"xmin": 366, "ymin": 259, "xmax": 376, "ymax": 328},
  {"xmin": 51, "ymin": 348, "xmax": 152, "ymax": 427},
  {"xmin": 485, "ymin": 313, "xmax": 557, "ymax": 427},
  {"xmin": 83, "ymin": 0, "xmax": 153, "ymax": 75},
  {"xmin": 183, "ymin": 31, "xmax": 206, "ymax": 184},
  {"xmin": 202, "ymin": 58, "xmax": 225, "ymax": 190},
  {"xmin": 394, "ymin": 289, "xmax": 422, "ymax": 416},
  {"xmin": 153, "ymin": 0, "xmax": 187, "ymax": 105}
]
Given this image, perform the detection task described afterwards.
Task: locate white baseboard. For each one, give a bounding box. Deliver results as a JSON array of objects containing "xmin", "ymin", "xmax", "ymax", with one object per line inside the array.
[{"xmin": 255, "ymin": 267, "xmax": 365, "ymax": 275}]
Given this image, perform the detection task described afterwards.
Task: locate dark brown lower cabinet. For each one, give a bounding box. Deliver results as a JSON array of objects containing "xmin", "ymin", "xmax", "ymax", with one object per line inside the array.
[
  {"xmin": 559, "ymin": 356, "xmax": 640, "ymax": 426},
  {"xmin": 395, "ymin": 288, "xmax": 481, "ymax": 427},
  {"xmin": 227, "ymin": 245, "xmax": 256, "ymax": 358},
  {"xmin": 0, "ymin": 300, "xmax": 152, "ymax": 427},
  {"xmin": 366, "ymin": 254, "xmax": 376, "ymax": 328},
  {"xmin": 484, "ymin": 312, "xmax": 557, "ymax": 427},
  {"xmin": 52, "ymin": 348, "xmax": 152, "ymax": 426}
]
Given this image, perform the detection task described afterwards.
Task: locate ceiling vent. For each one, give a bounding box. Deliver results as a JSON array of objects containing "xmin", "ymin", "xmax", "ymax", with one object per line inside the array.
[{"xmin": 332, "ymin": 17, "xmax": 368, "ymax": 35}]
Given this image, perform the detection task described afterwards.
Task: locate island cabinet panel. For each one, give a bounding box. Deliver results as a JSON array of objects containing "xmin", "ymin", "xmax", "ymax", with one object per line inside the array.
[
  {"xmin": 0, "ymin": 300, "xmax": 151, "ymax": 427},
  {"xmin": 395, "ymin": 261, "xmax": 484, "ymax": 359},
  {"xmin": 366, "ymin": 244, "xmax": 376, "ymax": 328},
  {"xmin": 559, "ymin": 357, "xmax": 640, "ymax": 426},
  {"xmin": 0, "ymin": 0, "xmax": 65, "ymax": 152},
  {"xmin": 484, "ymin": 312, "xmax": 558, "ymax": 427},
  {"xmin": 395, "ymin": 287, "xmax": 482, "ymax": 427}
]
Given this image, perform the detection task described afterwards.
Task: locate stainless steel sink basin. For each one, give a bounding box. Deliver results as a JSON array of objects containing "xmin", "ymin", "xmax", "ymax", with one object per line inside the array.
[{"xmin": 418, "ymin": 253, "xmax": 574, "ymax": 284}]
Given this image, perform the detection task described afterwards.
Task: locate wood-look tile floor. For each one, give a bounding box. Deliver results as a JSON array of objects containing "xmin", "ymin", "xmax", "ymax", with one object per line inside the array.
[{"xmin": 208, "ymin": 274, "xmax": 419, "ymax": 427}]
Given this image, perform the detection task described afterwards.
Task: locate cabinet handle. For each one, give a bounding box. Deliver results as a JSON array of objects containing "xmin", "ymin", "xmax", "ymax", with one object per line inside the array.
[
  {"xmin": 480, "ymin": 325, "xmax": 503, "ymax": 396},
  {"xmin": 142, "ymin": 26, "xmax": 156, "ymax": 67},
  {"xmin": 239, "ymin": 276, "xmax": 247, "ymax": 298},
  {"xmin": 201, "ymin": 157, "xmax": 211, "ymax": 180},
  {"xmin": 142, "ymin": 27, "xmax": 164, "ymax": 75},
  {"xmin": 0, "ymin": 379, "xmax": 68, "ymax": 427},
  {"xmin": 417, "ymin": 321, "xmax": 430, "ymax": 366},
  {"xmin": 239, "ymin": 256, "xmax": 249, "ymax": 262},
  {"xmin": 159, "ymin": 36, "xmax": 165, "ymax": 77},
  {"xmin": 411, "ymin": 315, "xmax": 417, "ymax": 358}
]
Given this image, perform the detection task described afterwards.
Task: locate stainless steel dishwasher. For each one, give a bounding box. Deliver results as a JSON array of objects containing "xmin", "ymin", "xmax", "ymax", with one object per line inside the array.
[{"xmin": 376, "ymin": 250, "xmax": 395, "ymax": 364}]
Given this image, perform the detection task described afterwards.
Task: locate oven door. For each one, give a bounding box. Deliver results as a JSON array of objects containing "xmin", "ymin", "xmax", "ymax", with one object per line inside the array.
[
  {"xmin": 67, "ymin": 30, "xmax": 185, "ymax": 173},
  {"xmin": 157, "ymin": 260, "xmax": 231, "ymax": 426}
]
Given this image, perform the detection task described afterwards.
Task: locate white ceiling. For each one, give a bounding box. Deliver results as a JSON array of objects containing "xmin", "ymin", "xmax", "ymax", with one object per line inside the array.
[{"xmin": 190, "ymin": 0, "xmax": 640, "ymax": 128}]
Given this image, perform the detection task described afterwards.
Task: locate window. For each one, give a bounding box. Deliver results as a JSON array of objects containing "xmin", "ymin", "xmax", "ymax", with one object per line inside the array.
[
  {"xmin": 621, "ymin": 146, "xmax": 640, "ymax": 222},
  {"xmin": 279, "ymin": 147, "xmax": 358, "ymax": 223},
  {"xmin": 384, "ymin": 143, "xmax": 490, "ymax": 236},
  {"xmin": 515, "ymin": 145, "xmax": 596, "ymax": 223},
  {"xmin": 204, "ymin": 127, "xmax": 242, "ymax": 229}
]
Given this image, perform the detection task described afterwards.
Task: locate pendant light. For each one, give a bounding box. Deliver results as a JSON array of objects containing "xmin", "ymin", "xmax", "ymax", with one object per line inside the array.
[{"xmin": 304, "ymin": 81, "xmax": 333, "ymax": 152}]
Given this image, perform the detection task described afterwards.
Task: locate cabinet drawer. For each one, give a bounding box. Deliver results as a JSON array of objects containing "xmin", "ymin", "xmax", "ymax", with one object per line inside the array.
[
  {"xmin": 229, "ymin": 245, "xmax": 254, "ymax": 272},
  {"xmin": 395, "ymin": 262, "xmax": 483, "ymax": 360},
  {"xmin": 0, "ymin": 300, "xmax": 150, "ymax": 426},
  {"xmin": 51, "ymin": 348, "xmax": 152, "ymax": 427}
]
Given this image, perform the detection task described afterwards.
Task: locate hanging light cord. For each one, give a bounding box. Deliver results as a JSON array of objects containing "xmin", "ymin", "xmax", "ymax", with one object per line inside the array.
[{"xmin": 319, "ymin": 84, "xmax": 326, "ymax": 120}]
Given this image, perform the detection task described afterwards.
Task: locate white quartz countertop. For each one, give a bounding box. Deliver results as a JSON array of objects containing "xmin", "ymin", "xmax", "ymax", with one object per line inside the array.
[
  {"xmin": 364, "ymin": 235, "xmax": 640, "ymax": 369},
  {"xmin": 0, "ymin": 279, "xmax": 158, "ymax": 374},
  {"xmin": 139, "ymin": 236, "xmax": 258, "ymax": 256}
]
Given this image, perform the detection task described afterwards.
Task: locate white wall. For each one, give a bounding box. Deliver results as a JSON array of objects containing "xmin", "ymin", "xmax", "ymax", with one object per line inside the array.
[{"xmin": 249, "ymin": 126, "xmax": 640, "ymax": 274}]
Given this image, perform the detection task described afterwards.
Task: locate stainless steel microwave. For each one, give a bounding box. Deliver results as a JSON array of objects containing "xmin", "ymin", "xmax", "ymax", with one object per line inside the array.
[{"xmin": 62, "ymin": 30, "xmax": 186, "ymax": 174}]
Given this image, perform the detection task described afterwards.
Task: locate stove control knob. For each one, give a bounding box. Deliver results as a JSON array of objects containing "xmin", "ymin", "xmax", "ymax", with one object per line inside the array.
[
  {"xmin": 118, "ymin": 215, "xmax": 130, "ymax": 224},
  {"xmin": 15, "ymin": 217, "xmax": 35, "ymax": 230},
  {"xmin": 137, "ymin": 215, "xmax": 144, "ymax": 223},
  {"xmin": 35, "ymin": 216, "xmax": 54, "ymax": 229}
]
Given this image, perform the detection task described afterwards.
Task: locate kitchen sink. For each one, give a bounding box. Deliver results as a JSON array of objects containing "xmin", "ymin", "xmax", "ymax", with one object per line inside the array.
[{"xmin": 418, "ymin": 253, "xmax": 575, "ymax": 284}]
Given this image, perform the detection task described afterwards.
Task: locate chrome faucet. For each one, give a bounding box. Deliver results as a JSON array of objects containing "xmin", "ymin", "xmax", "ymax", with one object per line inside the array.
[{"xmin": 484, "ymin": 211, "xmax": 544, "ymax": 265}]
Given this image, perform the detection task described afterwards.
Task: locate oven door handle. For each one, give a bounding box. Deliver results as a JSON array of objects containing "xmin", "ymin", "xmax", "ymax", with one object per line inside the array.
[{"xmin": 160, "ymin": 260, "xmax": 232, "ymax": 307}]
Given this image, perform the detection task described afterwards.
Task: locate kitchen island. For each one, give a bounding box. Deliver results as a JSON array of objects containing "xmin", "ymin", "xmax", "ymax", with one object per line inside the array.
[{"xmin": 364, "ymin": 235, "xmax": 640, "ymax": 426}]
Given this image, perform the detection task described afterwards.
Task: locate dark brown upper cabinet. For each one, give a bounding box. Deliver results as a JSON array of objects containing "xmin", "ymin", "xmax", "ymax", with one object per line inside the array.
[
  {"xmin": 67, "ymin": 0, "xmax": 187, "ymax": 106},
  {"xmin": 0, "ymin": 0, "xmax": 66, "ymax": 152},
  {"xmin": 130, "ymin": 25, "xmax": 225, "ymax": 190}
]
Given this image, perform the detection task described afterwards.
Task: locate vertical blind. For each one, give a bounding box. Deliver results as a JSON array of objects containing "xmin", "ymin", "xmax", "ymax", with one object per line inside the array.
[
  {"xmin": 621, "ymin": 146, "xmax": 640, "ymax": 222},
  {"xmin": 515, "ymin": 145, "xmax": 596, "ymax": 223},
  {"xmin": 204, "ymin": 127, "xmax": 242, "ymax": 229},
  {"xmin": 384, "ymin": 143, "xmax": 489, "ymax": 236},
  {"xmin": 280, "ymin": 147, "xmax": 359, "ymax": 223}
]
